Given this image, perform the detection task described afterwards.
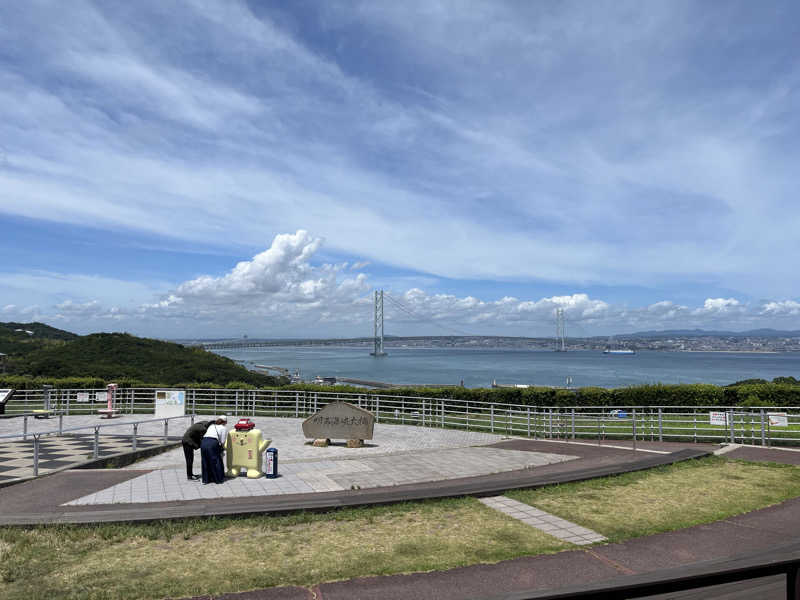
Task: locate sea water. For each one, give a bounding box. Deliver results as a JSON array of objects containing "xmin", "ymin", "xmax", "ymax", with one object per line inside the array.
[{"xmin": 215, "ymin": 346, "xmax": 800, "ymax": 389}]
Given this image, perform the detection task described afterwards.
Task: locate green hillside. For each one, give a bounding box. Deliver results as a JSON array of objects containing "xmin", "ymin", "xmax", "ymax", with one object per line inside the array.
[
  {"xmin": 0, "ymin": 321, "xmax": 79, "ymax": 356},
  {"xmin": 7, "ymin": 332, "xmax": 278, "ymax": 386}
]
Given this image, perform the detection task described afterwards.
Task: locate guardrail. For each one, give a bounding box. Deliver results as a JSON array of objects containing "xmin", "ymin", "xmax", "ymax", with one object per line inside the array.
[
  {"xmin": 0, "ymin": 414, "xmax": 196, "ymax": 476},
  {"xmin": 5, "ymin": 387, "xmax": 800, "ymax": 446}
]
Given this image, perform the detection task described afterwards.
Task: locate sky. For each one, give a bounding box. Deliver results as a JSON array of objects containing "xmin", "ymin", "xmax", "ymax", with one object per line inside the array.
[{"xmin": 1, "ymin": 1, "xmax": 800, "ymax": 339}]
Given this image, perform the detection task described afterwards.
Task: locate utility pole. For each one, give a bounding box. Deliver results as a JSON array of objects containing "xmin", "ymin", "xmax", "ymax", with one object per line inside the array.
[
  {"xmin": 370, "ymin": 289, "xmax": 387, "ymax": 357},
  {"xmin": 555, "ymin": 308, "xmax": 566, "ymax": 352}
]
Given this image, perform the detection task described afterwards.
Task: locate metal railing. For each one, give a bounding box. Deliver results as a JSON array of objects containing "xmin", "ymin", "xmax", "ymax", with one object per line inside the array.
[
  {"xmin": 0, "ymin": 414, "xmax": 195, "ymax": 477},
  {"xmin": 5, "ymin": 387, "xmax": 800, "ymax": 447}
]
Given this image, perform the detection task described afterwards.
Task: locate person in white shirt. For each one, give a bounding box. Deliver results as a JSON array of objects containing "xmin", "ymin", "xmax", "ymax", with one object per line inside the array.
[{"xmin": 200, "ymin": 415, "xmax": 228, "ymax": 484}]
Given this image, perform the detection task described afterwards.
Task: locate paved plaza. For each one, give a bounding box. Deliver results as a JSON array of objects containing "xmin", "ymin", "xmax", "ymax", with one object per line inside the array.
[
  {"xmin": 129, "ymin": 416, "xmax": 514, "ymax": 467},
  {"xmin": 62, "ymin": 416, "xmax": 577, "ymax": 504},
  {"xmin": 68, "ymin": 446, "xmax": 577, "ymax": 505}
]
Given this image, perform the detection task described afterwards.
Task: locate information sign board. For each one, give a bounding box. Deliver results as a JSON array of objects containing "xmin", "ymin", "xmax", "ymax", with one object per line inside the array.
[
  {"xmin": 76, "ymin": 392, "xmax": 90, "ymax": 403},
  {"xmin": 768, "ymin": 412, "xmax": 789, "ymax": 428},
  {"xmin": 155, "ymin": 389, "xmax": 186, "ymax": 418},
  {"xmin": 709, "ymin": 411, "xmax": 728, "ymax": 427}
]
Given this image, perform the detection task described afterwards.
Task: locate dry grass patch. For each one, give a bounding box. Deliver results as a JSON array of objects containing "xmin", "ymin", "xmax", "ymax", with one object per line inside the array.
[
  {"xmin": 0, "ymin": 498, "xmax": 568, "ymax": 600},
  {"xmin": 507, "ymin": 457, "xmax": 800, "ymax": 541}
]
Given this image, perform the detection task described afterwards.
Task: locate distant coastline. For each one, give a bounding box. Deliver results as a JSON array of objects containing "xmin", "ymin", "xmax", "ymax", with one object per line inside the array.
[{"xmin": 684, "ymin": 350, "xmax": 779, "ymax": 354}]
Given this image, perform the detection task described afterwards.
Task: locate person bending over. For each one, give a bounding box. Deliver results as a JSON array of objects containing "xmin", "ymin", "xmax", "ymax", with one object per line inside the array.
[{"xmin": 181, "ymin": 419, "xmax": 213, "ymax": 480}]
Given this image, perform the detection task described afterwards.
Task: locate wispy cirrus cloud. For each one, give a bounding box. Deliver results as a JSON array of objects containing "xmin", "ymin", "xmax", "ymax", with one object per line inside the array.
[{"xmin": 1, "ymin": 2, "xmax": 800, "ymax": 336}]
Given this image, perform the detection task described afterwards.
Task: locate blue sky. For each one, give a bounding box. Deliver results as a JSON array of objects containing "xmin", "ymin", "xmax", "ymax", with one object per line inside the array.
[{"xmin": 1, "ymin": 1, "xmax": 799, "ymax": 338}]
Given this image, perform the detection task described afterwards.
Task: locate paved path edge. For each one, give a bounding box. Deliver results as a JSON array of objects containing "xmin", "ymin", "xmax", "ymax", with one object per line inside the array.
[{"xmin": 0, "ymin": 448, "xmax": 710, "ymax": 525}]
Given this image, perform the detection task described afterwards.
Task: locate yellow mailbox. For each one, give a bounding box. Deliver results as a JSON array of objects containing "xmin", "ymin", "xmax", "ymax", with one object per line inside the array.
[{"xmin": 225, "ymin": 419, "xmax": 271, "ymax": 478}]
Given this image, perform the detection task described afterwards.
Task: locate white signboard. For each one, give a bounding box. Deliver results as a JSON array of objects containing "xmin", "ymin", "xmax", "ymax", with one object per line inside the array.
[
  {"xmin": 0, "ymin": 389, "xmax": 13, "ymax": 403},
  {"xmin": 95, "ymin": 392, "xmax": 106, "ymax": 403},
  {"xmin": 709, "ymin": 411, "xmax": 728, "ymax": 427},
  {"xmin": 155, "ymin": 389, "xmax": 185, "ymax": 418},
  {"xmin": 76, "ymin": 393, "xmax": 90, "ymax": 403},
  {"xmin": 768, "ymin": 412, "xmax": 789, "ymax": 428}
]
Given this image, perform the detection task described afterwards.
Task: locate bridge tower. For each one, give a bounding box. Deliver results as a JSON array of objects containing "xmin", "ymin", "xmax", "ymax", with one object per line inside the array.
[
  {"xmin": 370, "ymin": 289, "xmax": 387, "ymax": 357},
  {"xmin": 555, "ymin": 307, "xmax": 566, "ymax": 352}
]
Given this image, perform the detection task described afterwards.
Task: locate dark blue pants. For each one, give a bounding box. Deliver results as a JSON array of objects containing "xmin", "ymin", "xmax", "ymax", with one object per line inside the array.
[{"xmin": 200, "ymin": 438, "xmax": 225, "ymax": 484}]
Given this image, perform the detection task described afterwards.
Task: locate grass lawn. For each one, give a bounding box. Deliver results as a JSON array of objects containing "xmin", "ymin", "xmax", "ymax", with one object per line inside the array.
[
  {"xmin": 507, "ymin": 456, "xmax": 800, "ymax": 541},
  {"xmin": 0, "ymin": 498, "xmax": 569, "ymax": 600},
  {"xmin": 2, "ymin": 457, "xmax": 800, "ymax": 599}
]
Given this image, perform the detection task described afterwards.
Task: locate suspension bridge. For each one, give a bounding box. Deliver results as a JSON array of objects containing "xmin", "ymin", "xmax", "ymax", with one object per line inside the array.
[{"xmin": 198, "ymin": 290, "xmax": 576, "ymax": 354}]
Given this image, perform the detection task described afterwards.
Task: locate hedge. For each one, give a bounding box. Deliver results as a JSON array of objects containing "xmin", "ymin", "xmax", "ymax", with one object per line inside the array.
[
  {"xmin": 3, "ymin": 376, "xmax": 800, "ymax": 408},
  {"xmin": 283, "ymin": 382, "xmax": 800, "ymax": 408}
]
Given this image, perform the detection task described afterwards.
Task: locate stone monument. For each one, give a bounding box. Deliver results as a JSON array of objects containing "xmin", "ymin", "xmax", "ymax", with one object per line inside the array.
[{"xmin": 302, "ymin": 402, "xmax": 375, "ymax": 447}]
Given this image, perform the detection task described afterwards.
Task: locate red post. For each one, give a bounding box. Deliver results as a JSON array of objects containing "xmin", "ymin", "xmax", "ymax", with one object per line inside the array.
[{"xmin": 106, "ymin": 383, "xmax": 118, "ymax": 412}]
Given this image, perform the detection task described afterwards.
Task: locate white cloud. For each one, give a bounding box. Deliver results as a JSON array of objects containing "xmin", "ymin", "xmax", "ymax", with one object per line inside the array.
[
  {"xmin": 762, "ymin": 300, "xmax": 800, "ymax": 316},
  {"xmin": 3, "ymin": 233, "xmax": 800, "ymax": 336},
  {"xmin": 695, "ymin": 298, "xmax": 743, "ymax": 314},
  {"xmin": 139, "ymin": 231, "xmax": 370, "ymax": 326}
]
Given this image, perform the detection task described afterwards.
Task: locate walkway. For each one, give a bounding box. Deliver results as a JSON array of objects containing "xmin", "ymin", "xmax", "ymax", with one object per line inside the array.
[{"xmin": 0, "ymin": 426, "xmax": 709, "ymax": 524}]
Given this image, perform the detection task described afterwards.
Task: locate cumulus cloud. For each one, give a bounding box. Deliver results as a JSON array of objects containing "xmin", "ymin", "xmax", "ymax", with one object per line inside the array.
[
  {"xmin": 139, "ymin": 231, "xmax": 371, "ymax": 325},
  {"xmin": 176, "ymin": 231, "xmax": 322, "ymax": 300},
  {"xmin": 701, "ymin": 298, "xmax": 741, "ymax": 310},
  {"xmin": 762, "ymin": 300, "xmax": 800, "ymax": 316}
]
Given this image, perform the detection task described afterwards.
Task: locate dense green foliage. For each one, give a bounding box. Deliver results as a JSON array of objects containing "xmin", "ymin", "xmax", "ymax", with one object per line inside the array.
[
  {"xmin": 283, "ymin": 380, "xmax": 800, "ymax": 408},
  {"xmin": 0, "ymin": 321, "xmax": 78, "ymax": 356},
  {"xmin": 6, "ymin": 333, "xmax": 280, "ymax": 387}
]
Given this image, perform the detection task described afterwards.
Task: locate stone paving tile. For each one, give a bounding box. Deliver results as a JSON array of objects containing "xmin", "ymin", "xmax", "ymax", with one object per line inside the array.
[
  {"xmin": 125, "ymin": 417, "xmax": 516, "ymax": 470},
  {"xmin": 64, "ymin": 447, "xmax": 578, "ymax": 506},
  {"xmin": 478, "ymin": 495, "xmax": 607, "ymax": 546}
]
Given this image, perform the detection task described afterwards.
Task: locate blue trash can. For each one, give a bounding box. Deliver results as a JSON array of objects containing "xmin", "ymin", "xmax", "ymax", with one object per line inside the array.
[{"xmin": 265, "ymin": 447, "xmax": 278, "ymax": 478}]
